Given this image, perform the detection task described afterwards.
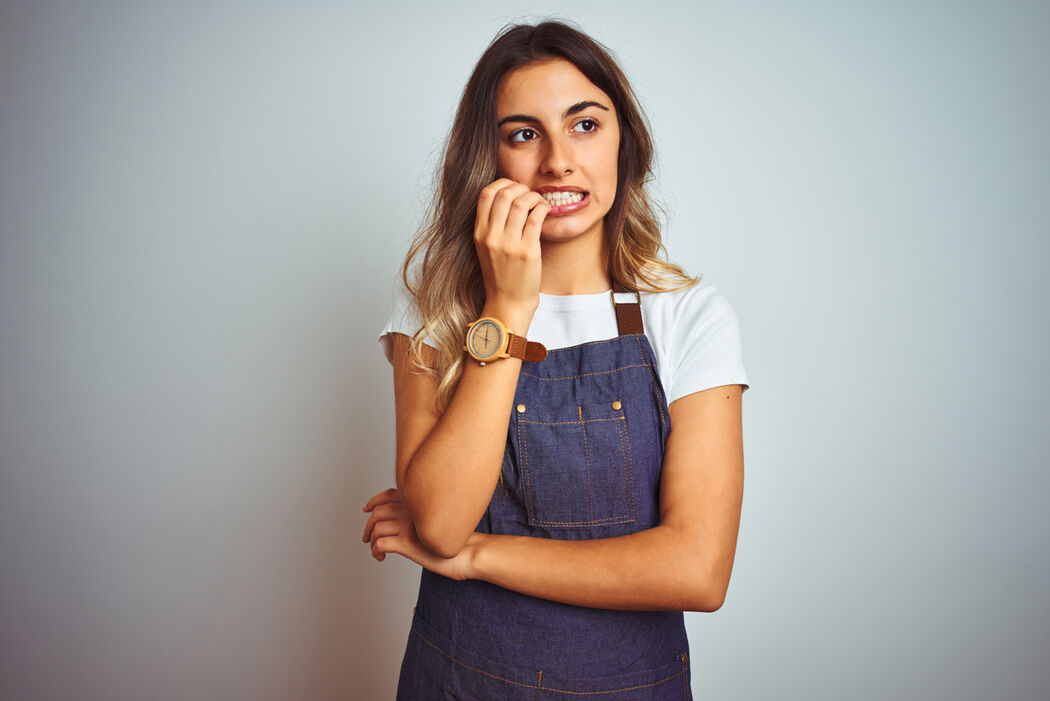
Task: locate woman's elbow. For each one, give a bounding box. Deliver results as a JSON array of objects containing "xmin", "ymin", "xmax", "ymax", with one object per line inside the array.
[
  {"xmin": 678, "ymin": 582, "xmax": 728, "ymax": 613},
  {"xmin": 692, "ymin": 585, "xmax": 728, "ymax": 613},
  {"xmin": 680, "ymin": 557, "xmax": 732, "ymax": 612},
  {"xmin": 413, "ymin": 515, "xmax": 471, "ymax": 559},
  {"xmin": 400, "ymin": 480, "xmax": 472, "ymax": 558}
]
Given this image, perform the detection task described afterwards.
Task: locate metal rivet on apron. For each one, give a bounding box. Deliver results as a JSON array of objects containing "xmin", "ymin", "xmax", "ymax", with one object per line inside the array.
[
  {"xmin": 516, "ymin": 404, "xmax": 526, "ymax": 414},
  {"xmin": 611, "ymin": 400, "xmax": 622, "ymax": 411}
]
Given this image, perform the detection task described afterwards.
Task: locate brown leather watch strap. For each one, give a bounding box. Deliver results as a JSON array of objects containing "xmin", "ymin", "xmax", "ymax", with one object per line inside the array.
[
  {"xmin": 523, "ymin": 340, "xmax": 547, "ymax": 362},
  {"xmin": 507, "ymin": 334, "xmax": 548, "ymax": 363}
]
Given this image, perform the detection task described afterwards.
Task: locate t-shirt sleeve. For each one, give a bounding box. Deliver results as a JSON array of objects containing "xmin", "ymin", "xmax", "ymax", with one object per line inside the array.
[
  {"xmin": 666, "ymin": 285, "xmax": 750, "ymax": 404},
  {"xmin": 377, "ymin": 281, "xmax": 436, "ymax": 365}
]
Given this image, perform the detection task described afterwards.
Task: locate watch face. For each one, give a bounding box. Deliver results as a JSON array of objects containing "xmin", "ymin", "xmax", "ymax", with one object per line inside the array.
[{"xmin": 468, "ymin": 319, "xmax": 503, "ymax": 359}]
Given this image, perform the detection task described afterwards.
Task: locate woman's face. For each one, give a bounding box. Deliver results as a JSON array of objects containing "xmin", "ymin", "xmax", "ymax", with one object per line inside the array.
[{"xmin": 495, "ymin": 58, "xmax": 620, "ymax": 244}]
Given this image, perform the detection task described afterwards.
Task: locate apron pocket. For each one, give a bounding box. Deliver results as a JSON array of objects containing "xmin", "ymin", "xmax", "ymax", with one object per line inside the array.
[{"xmin": 515, "ymin": 399, "xmax": 636, "ymax": 529}]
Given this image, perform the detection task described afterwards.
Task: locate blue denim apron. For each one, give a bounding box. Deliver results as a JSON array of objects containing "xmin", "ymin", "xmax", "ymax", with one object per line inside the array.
[{"xmin": 397, "ymin": 292, "xmax": 691, "ymax": 700}]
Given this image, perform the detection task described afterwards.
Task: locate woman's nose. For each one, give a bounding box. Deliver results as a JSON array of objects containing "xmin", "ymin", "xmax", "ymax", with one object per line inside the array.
[{"xmin": 540, "ymin": 134, "xmax": 574, "ymax": 177}]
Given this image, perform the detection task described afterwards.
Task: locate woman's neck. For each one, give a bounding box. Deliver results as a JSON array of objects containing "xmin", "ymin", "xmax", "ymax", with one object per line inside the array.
[{"xmin": 538, "ymin": 230, "xmax": 610, "ymax": 295}]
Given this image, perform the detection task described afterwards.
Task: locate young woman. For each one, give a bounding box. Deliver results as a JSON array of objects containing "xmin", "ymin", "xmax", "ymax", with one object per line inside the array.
[{"xmin": 363, "ymin": 21, "xmax": 749, "ymax": 699}]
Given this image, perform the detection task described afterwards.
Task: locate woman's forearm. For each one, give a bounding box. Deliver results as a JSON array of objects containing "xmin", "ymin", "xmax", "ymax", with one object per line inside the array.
[
  {"xmin": 377, "ymin": 387, "xmax": 745, "ymax": 612},
  {"xmin": 465, "ymin": 525, "xmax": 733, "ymax": 612},
  {"xmin": 397, "ymin": 304, "xmax": 534, "ymax": 558},
  {"xmin": 401, "ymin": 357, "xmax": 520, "ymax": 556},
  {"xmin": 396, "ymin": 180, "xmax": 551, "ymax": 558}
]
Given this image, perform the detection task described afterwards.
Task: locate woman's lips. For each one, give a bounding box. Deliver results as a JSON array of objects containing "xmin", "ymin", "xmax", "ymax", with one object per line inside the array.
[{"xmin": 541, "ymin": 191, "xmax": 590, "ymax": 216}]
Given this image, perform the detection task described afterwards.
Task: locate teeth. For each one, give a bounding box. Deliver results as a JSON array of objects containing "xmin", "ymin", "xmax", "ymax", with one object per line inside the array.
[{"xmin": 542, "ymin": 191, "xmax": 584, "ymax": 206}]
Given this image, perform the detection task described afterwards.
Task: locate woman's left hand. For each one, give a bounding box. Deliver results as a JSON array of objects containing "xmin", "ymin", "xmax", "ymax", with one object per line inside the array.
[{"xmin": 361, "ymin": 488, "xmax": 477, "ymax": 581}]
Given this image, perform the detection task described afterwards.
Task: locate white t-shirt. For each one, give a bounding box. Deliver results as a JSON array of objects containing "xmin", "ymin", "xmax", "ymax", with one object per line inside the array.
[{"xmin": 378, "ymin": 281, "xmax": 749, "ymax": 404}]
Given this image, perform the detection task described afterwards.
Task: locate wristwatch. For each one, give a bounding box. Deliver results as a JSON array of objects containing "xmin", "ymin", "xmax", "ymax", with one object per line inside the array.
[{"xmin": 464, "ymin": 317, "xmax": 547, "ymax": 365}]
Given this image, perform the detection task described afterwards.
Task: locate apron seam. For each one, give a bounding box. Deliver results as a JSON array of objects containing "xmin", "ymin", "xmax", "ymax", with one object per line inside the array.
[
  {"xmin": 411, "ymin": 621, "xmax": 687, "ymax": 696},
  {"xmin": 617, "ymin": 409, "xmax": 635, "ymax": 522},
  {"xmin": 519, "ymin": 363, "xmax": 651, "ymax": 380},
  {"xmin": 633, "ymin": 334, "xmax": 669, "ymax": 435}
]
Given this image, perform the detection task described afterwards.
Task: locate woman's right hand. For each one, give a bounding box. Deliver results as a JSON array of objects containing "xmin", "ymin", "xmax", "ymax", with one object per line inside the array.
[{"xmin": 474, "ymin": 179, "xmax": 549, "ymax": 323}]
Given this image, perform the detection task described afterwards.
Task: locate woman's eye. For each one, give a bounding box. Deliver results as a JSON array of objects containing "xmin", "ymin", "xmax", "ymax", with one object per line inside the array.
[
  {"xmin": 509, "ymin": 128, "xmax": 538, "ymax": 143},
  {"xmin": 573, "ymin": 119, "xmax": 598, "ymax": 133}
]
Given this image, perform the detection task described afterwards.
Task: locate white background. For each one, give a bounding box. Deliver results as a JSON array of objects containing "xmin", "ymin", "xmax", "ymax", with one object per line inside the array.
[{"xmin": 1, "ymin": 1, "xmax": 1047, "ymax": 699}]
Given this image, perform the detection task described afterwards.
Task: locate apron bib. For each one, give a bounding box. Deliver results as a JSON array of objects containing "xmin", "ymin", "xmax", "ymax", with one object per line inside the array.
[{"xmin": 397, "ymin": 291, "xmax": 691, "ymax": 700}]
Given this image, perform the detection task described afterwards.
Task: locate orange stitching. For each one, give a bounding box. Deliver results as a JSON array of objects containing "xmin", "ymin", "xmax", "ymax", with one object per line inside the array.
[
  {"xmin": 519, "ymin": 414, "xmax": 634, "ymax": 527},
  {"xmin": 621, "ymin": 404, "xmax": 637, "ymax": 520},
  {"xmin": 633, "ymin": 335, "xmax": 669, "ymax": 434},
  {"xmin": 519, "ymin": 415, "xmax": 533, "ymax": 523},
  {"xmin": 519, "ymin": 417, "xmax": 626, "ymax": 426},
  {"xmin": 613, "ymin": 402, "xmax": 634, "ymax": 522},
  {"xmin": 520, "ymin": 363, "xmax": 651, "ymax": 381},
  {"xmin": 656, "ymin": 382, "xmax": 670, "ymax": 433},
  {"xmin": 541, "ymin": 335, "xmax": 640, "ymax": 354},
  {"xmin": 581, "ymin": 408, "xmax": 594, "ymax": 522},
  {"xmin": 530, "ymin": 516, "xmax": 635, "ymax": 527},
  {"xmin": 410, "ymin": 623, "xmax": 685, "ymax": 695},
  {"xmin": 681, "ymin": 653, "xmax": 689, "ymax": 697},
  {"xmin": 616, "ymin": 411, "xmax": 633, "ymax": 520}
]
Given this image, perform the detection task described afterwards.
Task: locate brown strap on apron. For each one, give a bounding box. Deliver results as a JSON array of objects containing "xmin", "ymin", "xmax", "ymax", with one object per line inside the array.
[{"xmin": 612, "ymin": 282, "xmax": 643, "ymax": 335}]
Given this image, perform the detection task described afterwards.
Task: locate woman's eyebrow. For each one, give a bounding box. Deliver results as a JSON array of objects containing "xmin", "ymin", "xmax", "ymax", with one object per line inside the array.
[{"xmin": 497, "ymin": 100, "xmax": 611, "ymax": 127}]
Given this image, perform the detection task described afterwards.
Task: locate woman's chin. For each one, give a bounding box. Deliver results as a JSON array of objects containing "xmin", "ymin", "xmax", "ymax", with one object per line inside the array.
[{"xmin": 539, "ymin": 219, "xmax": 604, "ymax": 244}]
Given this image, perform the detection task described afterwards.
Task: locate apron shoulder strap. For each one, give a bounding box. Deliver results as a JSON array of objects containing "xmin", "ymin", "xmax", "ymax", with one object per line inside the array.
[{"xmin": 611, "ymin": 282, "xmax": 643, "ymax": 335}]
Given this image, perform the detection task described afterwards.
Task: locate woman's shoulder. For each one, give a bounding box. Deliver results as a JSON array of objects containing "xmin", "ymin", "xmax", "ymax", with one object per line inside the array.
[
  {"xmin": 639, "ymin": 278, "xmax": 740, "ymax": 329},
  {"xmin": 378, "ymin": 277, "xmax": 433, "ymax": 364},
  {"xmin": 382, "ymin": 277, "xmax": 422, "ymax": 330},
  {"xmin": 640, "ymin": 278, "xmax": 750, "ymax": 399}
]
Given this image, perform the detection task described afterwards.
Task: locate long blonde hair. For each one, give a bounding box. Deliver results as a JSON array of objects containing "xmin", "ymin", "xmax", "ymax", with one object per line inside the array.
[{"xmin": 401, "ymin": 21, "xmax": 696, "ymax": 410}]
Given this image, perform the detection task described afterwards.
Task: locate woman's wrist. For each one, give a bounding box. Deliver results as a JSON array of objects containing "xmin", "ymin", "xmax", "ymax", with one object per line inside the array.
[
  {"xmin": 479, "ymin": 300, "xmax": 537, "ymax": 337},
  {"xmin": 461, "ymin": 531, "xmax": 493, "ymax": 581}
]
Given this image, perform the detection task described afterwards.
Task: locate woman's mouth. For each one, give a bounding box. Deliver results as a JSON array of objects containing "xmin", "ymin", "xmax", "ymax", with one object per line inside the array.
[{"xmin": 539, "ymin": 190, "xmax": 590, "ymax": 216}]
